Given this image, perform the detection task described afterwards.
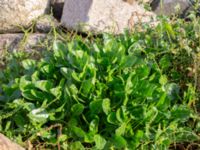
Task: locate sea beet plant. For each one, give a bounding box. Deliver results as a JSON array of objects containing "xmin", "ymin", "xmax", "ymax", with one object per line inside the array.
[{"xmin": 0, "ymin": 17, "xmax": 200, "ymax": 149}]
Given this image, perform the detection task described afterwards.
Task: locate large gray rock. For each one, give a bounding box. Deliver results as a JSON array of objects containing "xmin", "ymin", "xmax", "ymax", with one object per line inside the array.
[
  {"xmin": 61, "ymin": 0, "xmax": 156, "ymax": 34},
  {"xmin": 0, "ymin": 0, "xmax": 50, "ymax": 33},
  {"xmin": 0, "ymin": 133, "xmax": 25, "ymax": 150},
  {"xmin": 0, "ymin": 34, "xmax": 48, "ymax": 53},
  {"xmin": 151, "ymin": 0, "xmax": 192, "ymax": 16}
]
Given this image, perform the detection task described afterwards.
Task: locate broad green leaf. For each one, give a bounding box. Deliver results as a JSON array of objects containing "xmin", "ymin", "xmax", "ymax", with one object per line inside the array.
[
  {"xmin": 71, "ymin": 71, "xmax": 81, "ymax": 82},
  {"xmin": 164, "ymin": 22, "xmax": 175, "ymax": 39},
  {"xmin": 31, "ymin": 71, "xmax": 40, "ymax": 82},
  {"xmin": 84, "ymin": 132, "xmax": 95, "ymax": 143},
  {"xmin": 136, "ymin": 65, "xmax": 150, "ymax": 80},
  {"xmin": 74, "ymin": 50, "xmax": 84, "ymax": 59},
  {"xmin": 69, "ymin": 141, "xmax": 84, "ymax": 150},
  {"xmin": 149, "ymin": 73, "xmax": 156, "ymax": 81},
  {"xmin": 164, "ymin": 83, "xmax": 180, "ymax": 100},
  {"xmin": 19, "ymin": 75, "xmax": 34, "ymax": 91},
  {"xmin": 89, "ymin": 117, "xmax": 99, "ymax": 133},
  {"xmin": 60, "ymin": 67, "xmax": 72, "ymax": 79},
  {"xmin": 38, "ymin": 130, "xmax": 51, "ymax": 139},
  {"xmin": 107, "ymin": 112, "xmax": 118, "ymax": 125},
  {"xmin": 145, "ymin": 107, "xmax": 158, "ymax": 123},
  {"xmin": 130, "ymin": 104, "xmax": 145, "ymax": 120},
  {"xmin": 120, "ymin": 55, "xmax": 137, "ymax": 68},
  {"xmin": 80, "ymin": 79, "xmax": 94, "ymax": 96},
  {"xmin": 171, "ymin": 105, "xmax": 191, "ymax": 122},
  {"xmin": 76, "ymin": 40, "xmax": 90, "ymax": 52},
  {"xmin": 58, "ymin": 135, "xmax": 67, "ymax": 142},
  {"xmin": 40, "ymin": 64, "xmax": 54, "ymax": 74},
  {"xmin": 55, "ymin": 102, "xmax": 66, "ymax": 113},
  {"xmin": 134, "ymin": 130, "xmax": 144, "ymax": 148},
  {"xmin": 102, "ymin": 98, "xmax": 111, "ymax": 115},
  {"xmin": 34, "ymin": 80, "xmax": 53, "ymax": 93},
  {"xmin": 135, "ymin": 130, "xmax": 144, "ymax": 140},
  {"xmin": 195, "ymin": 122, "xmax": 200, "ymax": 132},
  {"xmin": 68, "ymin": 118, "xmax": 78, "ymax": 127},
  {"xmin": 138, "ymin": 81, "xmax": 157, "ymax": 98},
  {"xmin": 156, "ymin": 93, "xmax": 170, "ymax": 110},
  {"xmin": 115, "ymin": 122, "xmax": 126, "ymax": 136},
  {"xmin": 116, "ymin": 107, "xmax": 127, "ymax": 123},
  {"xmin": 125, "ymin": 72, "xmax": 134, "ymax": 95},
  {"xmin": 112, "ymin": 135, "xmax": 127, "ymax": 149},
  {"xmin": 69, "ymin": 84, "xmax": 78, "ymax": 96},
  {"xmin": 5, "ymin": 121, "xmax": 11, "ymax": 131},
  {"xmin": 28, "ymin": 108, "xmax": 49, "ymax": 123},
  {"xmin": 21, "ymin": 59, "xmax": 36, "ymax": 70},
  {"xmin": 50, "ymin": 86, "xmax": 62, "ymax": 98},
  {"xmin": 159, "ymin": 55, "xmax": 171, "ymax": 70},
  {"xmin": 18, "ymin": 101, "xmax": 35, "ymax": 111},
  {"xmin": 159, "ymin": 75, "xmax": 168, "ymax": 85},
  {"xmin": 89, "ymin": 100, "xmax": 102, "ymax": 114},
  {"xmin": 72, "ymin": 126, "xmax": 85, "ymax": 138},
  {"xmin": 22, "ymin": 90, "xmax": 36, "ymax": 101},
  {"xmin": 53, "ymin": 41, "xmax": 66, "ymax": 59},
  {"xmin": 71, "ymin": 103, "xmax": 84, "ymax": 116},
  {"xmin": 14, "ymin": 114, "xmax": 26, "ymax": 128},
  {"xmin": 173, "ymin": 127, "xmax": 199, "ymax": 142},
  {"xmin": 94, "ymin": 134, "xmax": 107, "ymax": 150},
  {"xmin": 30, "ymin": 89, "xmax": 45, "ymax": 101}
]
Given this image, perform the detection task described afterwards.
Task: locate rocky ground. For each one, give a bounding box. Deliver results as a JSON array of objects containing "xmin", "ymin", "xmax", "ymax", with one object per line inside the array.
[{"xmin": 0, "ymin": 0, "xmax": 197, "ymax": 52}]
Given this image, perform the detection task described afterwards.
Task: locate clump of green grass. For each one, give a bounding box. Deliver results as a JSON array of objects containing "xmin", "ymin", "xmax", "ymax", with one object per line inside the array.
[{"xmin": 0, "ymin": 15, "xmax": 200, "ymax": 149}]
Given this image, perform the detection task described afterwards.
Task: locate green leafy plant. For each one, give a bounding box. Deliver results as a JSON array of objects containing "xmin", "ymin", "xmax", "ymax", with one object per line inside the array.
[{"xmin": 0, "ymin": 16, "xmax": 200, "ymax": 149}]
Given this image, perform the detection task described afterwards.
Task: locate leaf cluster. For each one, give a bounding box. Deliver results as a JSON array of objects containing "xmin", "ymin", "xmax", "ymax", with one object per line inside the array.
[{"xmin": 0, "ymin": 17, "xmax": 200, "ymax": 149}]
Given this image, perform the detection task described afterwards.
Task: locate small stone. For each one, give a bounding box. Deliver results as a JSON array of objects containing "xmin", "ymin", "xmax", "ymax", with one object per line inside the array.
[
  {"xmin": 0, "ymin": 133, "xmax": 25, "ymax": 150},
  {"xmin": 61, "ymin": 0, "xmax": 156, "ymax": 34}
]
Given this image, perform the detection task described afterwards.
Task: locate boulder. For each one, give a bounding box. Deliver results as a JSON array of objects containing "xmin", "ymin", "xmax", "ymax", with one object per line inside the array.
[
  {"xmin": 61, "ymin": 0, "xmax": 156, "ymax": 34},
  {"xmin": 0, "ymin": 0, "xmax": 50, "ymax": 33},
  {"xmin": 0, "ymin": 133, "xmax": 24, "ymax": 150},
  {"xmin": 151, "ymin": 0, "xmax": 193, "ymax": 16}
]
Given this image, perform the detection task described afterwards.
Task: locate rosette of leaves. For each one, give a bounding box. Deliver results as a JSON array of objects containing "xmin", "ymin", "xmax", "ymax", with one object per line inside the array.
[{"xmin": 0, "ymin": 30, "xmax": 199, "ymax": 149}]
